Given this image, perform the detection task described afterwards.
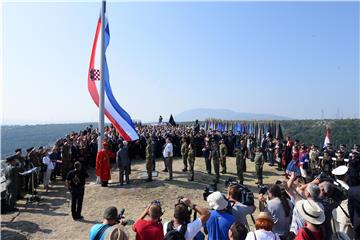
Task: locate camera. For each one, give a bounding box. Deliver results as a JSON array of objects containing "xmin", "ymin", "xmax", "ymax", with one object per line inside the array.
[
  {"xmin": 151, "ymin": 200, "xmax": 161, "ymax": 206},
  {"xmin": 203, "ymin": 182, "xmax": 218, "ymax": 201},
  {"xmin": 258, "ymin": 184, "xmax": 268, "ymax": 195},
  {"xmin": 116, "ymin": 208, "xmax": 126, "ymax": 225},
  {"xmin": 225, "ymin": 177, "xmax": 254, "ymax": 206}
]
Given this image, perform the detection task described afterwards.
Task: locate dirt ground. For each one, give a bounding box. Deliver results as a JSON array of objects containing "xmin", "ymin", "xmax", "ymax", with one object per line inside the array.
[{"xmin": 1, "ymin": 156, "xmax": 284, "ymax": 240}]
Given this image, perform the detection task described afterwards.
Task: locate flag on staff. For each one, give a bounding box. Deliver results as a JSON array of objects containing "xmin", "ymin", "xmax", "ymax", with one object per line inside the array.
[
  {"xmin": 323, "ymin": 127, "xmax": 330, "ymax": 148},
  {"xmin": 88, "ymin": 8, "xmax": 139, "ymax": 141},
  {"xmin": 169, "ymin": 114, "xmax": 176, "ymax": 126}
]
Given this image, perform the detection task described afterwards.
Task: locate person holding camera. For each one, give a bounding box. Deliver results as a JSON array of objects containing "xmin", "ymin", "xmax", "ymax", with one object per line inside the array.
[
  {"xmin": 205, "ymin": 191, "xmax": 235, "ymax": 240},
  {"xmin": 258, "ymin": 184, "xmax": 293, "ymax": 238},
  {"xmin": 89, "ymin": 206, "xmax": 128, "ymax": 240},
  {"xmin": 163, "ymin": 197, "xmax": 210, "ymax": 240},
  {"xmin": 226, "ymin": 185, "xmax": 255, "ymax": 230},
  {"xmin": 66, "ymin": 161, "xmax": 89, "ymax": 220},
  {"xmin": 133, "ymin": 201, "xmax": 164, "ymax": 240}
]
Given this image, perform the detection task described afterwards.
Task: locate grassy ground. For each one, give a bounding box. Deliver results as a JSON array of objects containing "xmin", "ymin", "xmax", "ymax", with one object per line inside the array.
[{"xmin": 1, "ymin": 156, "xmax": 284, "ymax": 240}]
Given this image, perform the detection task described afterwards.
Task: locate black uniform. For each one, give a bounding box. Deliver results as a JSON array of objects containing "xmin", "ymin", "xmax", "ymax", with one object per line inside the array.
[{"xmin": 66, "ymin": 168, "xmax": 89, "ymax": 220}]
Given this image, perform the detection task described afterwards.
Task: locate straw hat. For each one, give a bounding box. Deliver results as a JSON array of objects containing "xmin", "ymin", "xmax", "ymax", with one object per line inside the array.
[
  {"xmin": 256, "ymin": 212, "xmax": 273, "ymax": 222},
  {"xmin": 295, "ymin": 199, "xmax": 325, "ymax": 225}
]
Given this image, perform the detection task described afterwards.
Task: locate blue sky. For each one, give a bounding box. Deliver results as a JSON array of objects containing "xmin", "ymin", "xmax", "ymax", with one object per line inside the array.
[{"xmin": 2, "ymin": 1, "xmax": 359, "ymax": 124}]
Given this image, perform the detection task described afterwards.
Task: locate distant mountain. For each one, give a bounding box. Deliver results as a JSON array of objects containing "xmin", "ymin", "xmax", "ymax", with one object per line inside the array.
[{"xmin": 174, "ymin": 108, "xmax": 292, "ymax": 122}]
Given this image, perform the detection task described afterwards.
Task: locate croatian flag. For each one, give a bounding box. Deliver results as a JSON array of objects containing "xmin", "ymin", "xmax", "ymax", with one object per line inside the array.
[
  {"xmin": 323, "ymin": 127, "xmax": 330, "ymax": 148},
  {"xmin": 88, "ymin": 11, "xmax": 139, "ymax": 141}
]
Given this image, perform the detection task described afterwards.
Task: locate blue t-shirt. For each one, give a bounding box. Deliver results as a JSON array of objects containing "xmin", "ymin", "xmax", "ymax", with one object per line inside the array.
[
  {"xmin": 89, "ymin": 224, "xmax": 111, "ymax": 240},
  {"xmin": 205, "ymin": 210, "xmax": 235, "ymax": 240}
]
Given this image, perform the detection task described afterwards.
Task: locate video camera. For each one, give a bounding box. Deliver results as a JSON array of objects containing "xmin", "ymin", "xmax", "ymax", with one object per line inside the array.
[
  {"xmin": 258, "ymin": 184, "xmax": 268, "ymax": 195},
  {"xmin": 116, "ymin": 208, "xmax": 126, "ymax": 225},
  {"xmin": 203, "ymin": 181, "xmax": 218, "ymax": 201},
  {"xmin": 225, "ymin": 177, "xmax": 254, "ymax": 206}
]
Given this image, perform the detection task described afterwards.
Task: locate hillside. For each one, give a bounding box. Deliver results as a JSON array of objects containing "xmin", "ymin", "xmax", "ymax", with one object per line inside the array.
[{"xmin": 175, "ymin": 108, "xmax": 292, "ymax": 122}]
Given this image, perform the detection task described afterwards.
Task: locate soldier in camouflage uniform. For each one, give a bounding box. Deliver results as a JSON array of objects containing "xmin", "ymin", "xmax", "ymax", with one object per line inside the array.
[
  {"xmin": 5, "ymin": 156, "xmax": 19, "ymax": 212},
  {"xmin": 187, "ymin": 144, "xmax": 195, "ymax": 181},
  {"xmin": 181, "ymin": 138, "xmax": 189, "ymax": 172},
  {"xmin": 145, "ymin": 138, "xmax": 153, "ymax": 182},
  {"xmin": 219, "ymin": 140, "xmax": 228, "ymax": 174},
  {"xmin": 211, "ymin": 141, "xmax": 220, "ymax": 183},
  {"xmin": 234, "ymin": 145, "xmax": 246, "ymax": 184},
  {"xmin": 13, "ymin": 149, "xmax": 25, "ymax": 199},
  {"xmin": 254, "ymin": 146, "xmax": 265, "ymax": 185}
]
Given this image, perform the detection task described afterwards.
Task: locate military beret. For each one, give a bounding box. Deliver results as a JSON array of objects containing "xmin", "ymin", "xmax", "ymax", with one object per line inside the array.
[{"xmin": 15, "ymin": 148, "xmax": 21, "ymax": 153}]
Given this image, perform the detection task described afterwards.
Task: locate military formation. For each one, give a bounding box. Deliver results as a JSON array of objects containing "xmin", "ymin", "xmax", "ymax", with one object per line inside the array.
[{"xmin": 3, "ymin": 121, "xmax": 360, "ymax": 216}]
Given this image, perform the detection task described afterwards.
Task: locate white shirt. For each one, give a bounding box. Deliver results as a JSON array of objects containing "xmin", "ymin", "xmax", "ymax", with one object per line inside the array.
[
  {"xmin": 163, "ymin": 219, "xmax": 202, "ymax": 240},
  {"xmin": 163, "ymin": 143, "xmax": 173, "ymax": 158},
  {"xmin": 42, "ymin": 155, "xmax": 54, "ymax": 170},
  {"xmin": 245, "ymin": 229, "xmax": 280, "ymax": 240}
]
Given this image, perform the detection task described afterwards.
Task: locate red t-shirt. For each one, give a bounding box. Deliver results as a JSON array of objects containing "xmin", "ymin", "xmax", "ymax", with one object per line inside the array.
[
  {"xmin": 133, "ymin": 219, "xmax": 164, "ymax": 240},
  {"xmin": 294, "ymin": 228, "xmax": 322, "ymax": 240}
]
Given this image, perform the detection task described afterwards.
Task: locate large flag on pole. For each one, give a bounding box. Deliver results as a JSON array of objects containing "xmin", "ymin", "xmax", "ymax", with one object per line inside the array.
[
  {"xmin": 88, "ymin": 9, "xmax": 139, "ymax": 141},
  {"xmin": 323, "ymin": 127, "xmax": 330, "ymax": 148}
]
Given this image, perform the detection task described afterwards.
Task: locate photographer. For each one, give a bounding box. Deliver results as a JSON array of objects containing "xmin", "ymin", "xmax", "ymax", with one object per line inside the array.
[
  {"xmin": 89, "ymin": 206, "xmax": 128, "ymax": 240},
  {"xmin": 205, "ymin": 191, "xmax": 235, "ymax": 240},
  {"xmin": 226, "ymin": 185, "xmax": 255, "ymax": 230},
  {"xmin": 133, "ymin": 201, "xmax": 164, "ymax": 240},
  {"xmin": 163, "ymin": 197, "xmax": 209, "ymax": 240},
  {"xmin": 258, "ymin": 184, "xmax": 293, "ymax": 238}
]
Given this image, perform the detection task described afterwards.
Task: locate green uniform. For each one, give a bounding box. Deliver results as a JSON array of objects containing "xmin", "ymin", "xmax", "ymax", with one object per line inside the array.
[
  {"xmin": 181, "ymin": 142, "xmax": 189, "ymax": 171},
  {"xmin": 187, "ymin": 148, "xmax": 195, "ymax": 181},
  {"xmin": 254, "ymin": 150, "xmax": 264, "ymax": 184},
  {"xmin": 234, "ymin": 148, "xmax": 244, "ymax": 184},
  {"xmin": 13, "ymin": 155, "xmax": 25, "ymax": 197},
  {"xmin": 145, "ymin": 140, "xmax": 153, "ymax": 180},
  {"xmin": 212, "ymin": 147, "xmax": 220, "ymax": 183},
  {"xmin": 5, "ymin": 164, "xmax": 18, "ymax": 210},
  {"xmin": 219, "ymin": 143, "xmax": 228, "ymax": 173}
]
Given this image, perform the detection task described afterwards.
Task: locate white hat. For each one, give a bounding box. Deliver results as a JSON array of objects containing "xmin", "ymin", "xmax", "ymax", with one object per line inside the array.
[
  {"xmin": 207, "ymin": 191, "xmax": 228, "ymax": 211},
  {"xmin": 295, "ymin": 199, "xmax": 325, "ymax": 225},
  {"xmin": 332, "ymin": 165, "xmax": 348, "ymax": 176}
]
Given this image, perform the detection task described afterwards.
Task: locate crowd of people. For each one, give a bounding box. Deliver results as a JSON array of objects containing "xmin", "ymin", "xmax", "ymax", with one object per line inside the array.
[{"xmin": 2, "ymin": 120, "xmax": 360, "ymax": 240}]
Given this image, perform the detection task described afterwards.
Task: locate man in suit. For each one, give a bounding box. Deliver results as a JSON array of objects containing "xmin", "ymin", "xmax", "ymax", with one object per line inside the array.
[{"xmin": 116, "ymin": 142, "xmax": 130, "ymax": 186}]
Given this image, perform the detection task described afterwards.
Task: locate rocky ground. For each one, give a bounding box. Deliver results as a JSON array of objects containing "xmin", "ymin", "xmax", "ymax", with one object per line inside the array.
[{"xmin": 1, "ymin": 156, "xmax": 284, "ymax": 240}]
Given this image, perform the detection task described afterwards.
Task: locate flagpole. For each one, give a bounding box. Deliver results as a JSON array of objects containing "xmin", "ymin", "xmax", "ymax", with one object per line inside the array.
[{"xmin": 98, "ymin": 0, "xmax": 106, "ymax": 148}]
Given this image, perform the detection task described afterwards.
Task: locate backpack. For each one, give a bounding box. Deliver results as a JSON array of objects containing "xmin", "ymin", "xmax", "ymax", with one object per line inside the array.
[{"xmin": 164, "ymin": 221, "xmax": 187, "ymax": 240}]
